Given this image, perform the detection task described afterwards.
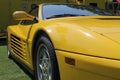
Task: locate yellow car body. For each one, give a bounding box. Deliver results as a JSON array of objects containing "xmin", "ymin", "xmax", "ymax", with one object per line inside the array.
[{"xmin": 7, "ymin": 3, "xmax": 120, "ymax": 80}]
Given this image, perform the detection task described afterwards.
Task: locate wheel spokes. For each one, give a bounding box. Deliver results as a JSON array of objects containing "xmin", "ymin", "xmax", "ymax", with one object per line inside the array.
[{"xmin": 37, "ymin": 44, "xmax": 52, "ymax": 80}]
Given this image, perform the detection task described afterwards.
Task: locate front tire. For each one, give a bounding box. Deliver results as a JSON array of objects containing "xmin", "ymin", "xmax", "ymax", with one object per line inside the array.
[
  {"xmin": 34, "ymin": 36, "xmax": 60, "ymax": 80},
  {"xmin": 7, "ymin": 46, "xmax": 12, "ymax": 59}
]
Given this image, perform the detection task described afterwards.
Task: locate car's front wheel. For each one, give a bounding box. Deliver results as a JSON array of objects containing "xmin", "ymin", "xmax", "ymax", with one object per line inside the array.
[{"xmin": 34, "ymin": 36, "xmax": 60, "ymax": 80}]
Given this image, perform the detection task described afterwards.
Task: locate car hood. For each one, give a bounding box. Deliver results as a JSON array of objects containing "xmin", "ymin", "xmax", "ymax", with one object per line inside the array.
[
  {"xmin": 54, "ymin": 16, "xmax": 120, "ymax": 44},
  {"xmin": 48, "ymin": 16, "xmax": 120, "ymax": 60},
  {"xmin": 80, "ymin": 16, "xmax": 120, "ymax": 44}
]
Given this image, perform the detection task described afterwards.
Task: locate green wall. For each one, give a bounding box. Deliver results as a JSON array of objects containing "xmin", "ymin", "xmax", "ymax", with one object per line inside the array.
[{"xmin": 0, "ymin": 0, "xmax": 66, "ymax": 31}]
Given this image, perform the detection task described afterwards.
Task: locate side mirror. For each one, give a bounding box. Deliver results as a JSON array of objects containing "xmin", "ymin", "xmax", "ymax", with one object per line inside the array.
[
  {"xmin": 13, "ymin": 11, "xmax": 34, "ymax": 20},
  {"xmin": 31, "ymin": 4, "xmax": 38, "ymax": 10}
]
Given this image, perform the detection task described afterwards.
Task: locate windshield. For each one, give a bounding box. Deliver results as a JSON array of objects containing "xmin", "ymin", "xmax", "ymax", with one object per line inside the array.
[{"xmin": 42, "ymin": 4, "xmax": 113, "ymax": 20}]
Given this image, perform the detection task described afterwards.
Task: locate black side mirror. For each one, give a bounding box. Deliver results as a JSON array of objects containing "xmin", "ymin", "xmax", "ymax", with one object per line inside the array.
[
  {"xmin": 29, "ymin": 4, "xmax": 38, "ymax": 13},
  {"xmin": 31, "ymin": 4, "xmax": 38, "ymax": 10}
]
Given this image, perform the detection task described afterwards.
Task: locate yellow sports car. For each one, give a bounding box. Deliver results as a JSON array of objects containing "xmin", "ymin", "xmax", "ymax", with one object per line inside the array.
[{"xmin": 7, "ymin": 3, "xmax": 120, "ymax": 80}]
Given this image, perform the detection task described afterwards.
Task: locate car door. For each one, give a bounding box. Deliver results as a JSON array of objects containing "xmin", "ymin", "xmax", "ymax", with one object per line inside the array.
[{"xmin": 10, "ymin": 7, "xmax": 38, "ymax": 65}]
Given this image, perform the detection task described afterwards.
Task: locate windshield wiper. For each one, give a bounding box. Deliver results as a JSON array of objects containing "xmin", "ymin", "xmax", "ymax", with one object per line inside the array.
[{"xmin": 46, "ymin": 14, "xmax": 83, "ymax": 19}]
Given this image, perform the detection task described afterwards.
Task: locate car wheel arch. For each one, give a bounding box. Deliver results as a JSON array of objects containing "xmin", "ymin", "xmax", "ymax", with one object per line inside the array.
[
  {"xmin": 32, "ymin": 30, "xmax": 60, "ymax": 80},
  {"xmin": 32, "ymin": 30, "xmax": 54, "ymax": 68}
]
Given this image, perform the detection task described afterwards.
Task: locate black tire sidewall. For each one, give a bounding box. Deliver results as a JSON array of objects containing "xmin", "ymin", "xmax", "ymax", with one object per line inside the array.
[
  {"xmin": 34, "ymin": 36, "xmax": 60, "ymax": 80},
  {"xmin": 7, "ymin": 46, "xmax": 12, "ymax": 59}
]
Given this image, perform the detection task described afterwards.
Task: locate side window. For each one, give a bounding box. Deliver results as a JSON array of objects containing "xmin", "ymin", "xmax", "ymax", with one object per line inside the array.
[{"xmin": 21, "ymin": 7, "xmax": 38, "ymax": 25}]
